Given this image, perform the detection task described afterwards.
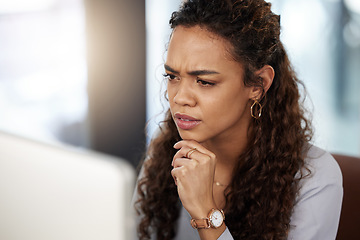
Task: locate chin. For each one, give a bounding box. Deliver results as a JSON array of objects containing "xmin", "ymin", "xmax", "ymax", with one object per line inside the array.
[{"xmin": 178, "ymin": 130, "xmax": 206, "ymax": 142}]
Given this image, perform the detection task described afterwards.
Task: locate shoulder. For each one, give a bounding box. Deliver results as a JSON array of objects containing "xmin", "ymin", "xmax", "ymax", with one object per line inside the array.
[
  {"xmin": 301, "ymin": 144, "xmax": 343, "ymax": 189},
  {"xmin": 288, "ymin": 145, "xmax": 343, "ymax": 239}
]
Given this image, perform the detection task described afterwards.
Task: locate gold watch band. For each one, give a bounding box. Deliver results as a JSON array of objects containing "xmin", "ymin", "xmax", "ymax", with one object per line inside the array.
[{"xmin": 190, "ymin": 218, "xmax": 210, "ymax": 229}]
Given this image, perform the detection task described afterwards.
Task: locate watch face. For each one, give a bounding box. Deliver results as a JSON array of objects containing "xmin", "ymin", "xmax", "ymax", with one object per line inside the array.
[{"xmin": 210, "ymin": 210, "xmax": 224, "ymax": 228}]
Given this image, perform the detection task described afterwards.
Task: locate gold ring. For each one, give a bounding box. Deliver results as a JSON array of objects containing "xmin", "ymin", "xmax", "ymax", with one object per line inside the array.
[{"xmin": 186, "ymin": 148, "xmax": 197, "ymax": 159}]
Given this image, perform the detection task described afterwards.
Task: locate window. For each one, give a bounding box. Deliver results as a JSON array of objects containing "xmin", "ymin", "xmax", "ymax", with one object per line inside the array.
[{"xmin": 0, "ymin": 0, "xmax": 88, "ymax": 146}]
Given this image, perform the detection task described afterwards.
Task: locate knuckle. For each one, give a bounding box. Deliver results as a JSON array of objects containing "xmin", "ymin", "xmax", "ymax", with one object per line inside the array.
[
  {"xmin": 180, "ymin": 168, "xmax": 188, "ymax": 177},
  {"xmin": 190, "ymin": 160, "xmax": 198, "ymax": 168},
  {"xmin": 209, "ymin": 152, "xmax": 216, "ymax": 159}
]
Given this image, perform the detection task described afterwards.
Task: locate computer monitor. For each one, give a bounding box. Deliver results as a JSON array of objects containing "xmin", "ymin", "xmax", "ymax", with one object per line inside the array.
[{"xmin": 0, "ymin": 131, "xmax": 136, "ymax": 240}]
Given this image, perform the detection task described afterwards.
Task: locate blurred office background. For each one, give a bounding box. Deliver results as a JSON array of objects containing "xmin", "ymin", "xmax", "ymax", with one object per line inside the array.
[{"xmin": 0, "ymin": 0, "xmax": 359, "ymax": 168}]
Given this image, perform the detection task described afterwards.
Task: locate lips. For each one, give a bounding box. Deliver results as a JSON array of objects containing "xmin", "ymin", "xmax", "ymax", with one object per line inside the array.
[{"xmin": 174, "ymin": 113, "xmax": 201, "ymax": 130}]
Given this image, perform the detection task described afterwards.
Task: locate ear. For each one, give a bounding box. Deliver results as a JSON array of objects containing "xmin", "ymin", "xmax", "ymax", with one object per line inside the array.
[{"xmin": 249, "ymin": 65, "xmax": 275, "ymax": 100}]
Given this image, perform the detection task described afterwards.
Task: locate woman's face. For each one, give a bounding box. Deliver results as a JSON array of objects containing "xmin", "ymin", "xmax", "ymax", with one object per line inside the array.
[{"xmin": 166, "ymin": 26, "xmax": 254, "ymax": 144}]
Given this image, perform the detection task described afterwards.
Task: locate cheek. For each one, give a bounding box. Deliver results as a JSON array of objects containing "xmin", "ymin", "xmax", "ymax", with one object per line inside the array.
[
  {"xmin": 204, "ymin": 93, "xmax": 250, "ymax": 121},
  {"xmin": 200, "ymin": 97, "xmax": 233, "ymax": 121},
  {"xmin": 206, "ymin": 89, "xmax": 248, "ymax": 110}
]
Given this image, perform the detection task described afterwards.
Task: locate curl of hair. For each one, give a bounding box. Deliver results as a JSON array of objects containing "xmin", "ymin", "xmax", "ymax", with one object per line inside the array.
[
  {"xmin": 136, "ymin": 0, "xmax": 313, "ymax": 239},
  {"xmin": 135, "ymin": 111, "xmax": 182, "ymax": 240}
]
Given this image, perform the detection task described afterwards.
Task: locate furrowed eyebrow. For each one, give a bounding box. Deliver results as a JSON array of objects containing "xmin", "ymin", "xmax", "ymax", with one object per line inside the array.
[
  {"xmin": 164, "ymin": 64, "xmax": 220, "ymax": 76},
  {"xmin": 164, "ymin": 64, "xmax": 179, "ymax": 74},
  {"xmin": 188, "ymin": 70, "xmax": 220, "ymax": 76}
]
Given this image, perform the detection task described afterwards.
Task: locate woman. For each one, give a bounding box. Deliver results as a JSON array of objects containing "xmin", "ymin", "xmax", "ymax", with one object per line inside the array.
[{"xmin": 134, "ymin": 0, "xmax": 343, "ymax": 239}]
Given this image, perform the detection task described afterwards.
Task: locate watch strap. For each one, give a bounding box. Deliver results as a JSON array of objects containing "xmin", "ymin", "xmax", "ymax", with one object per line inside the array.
[{"xmin": 190, "ymin": 218, "xmax": 210, "ymax": 229}]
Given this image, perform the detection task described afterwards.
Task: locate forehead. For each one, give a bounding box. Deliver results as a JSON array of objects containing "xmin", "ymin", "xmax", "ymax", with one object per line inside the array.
[{"xmin": 166, "ymin": 26, "xmax": 237, "ymax": 70}]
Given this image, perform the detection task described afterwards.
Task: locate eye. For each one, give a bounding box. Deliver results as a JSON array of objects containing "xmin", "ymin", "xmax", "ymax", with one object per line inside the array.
[
  {"xmin": 197, "ymin": 79, "xmax": 215, "ymax": 87},
  {"xmin": 163, "ymin": 73, "xmax": 177, "ymax": 81}
]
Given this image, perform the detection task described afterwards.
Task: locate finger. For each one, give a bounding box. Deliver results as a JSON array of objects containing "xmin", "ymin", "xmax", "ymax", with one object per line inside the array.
[
  {"xmin": 171, "ymin": 167, "xmax": 178, "ymax": 185},
  {"xmin": 174, "ymin": 145, "xmax": 215, "ymax": 165},
  {"xmin": 173, "ymin": 145, "xmax": 202, "ymax": 162},
  {"xmin": 174, "ymin": 140, "xmax": 199, "ymax": 152},
  {"xmin": 186, "ymin": 148, "xmax": 197, "ymax": 159},
  {"xmin": 172, "ymin": 147, "xmax": 197, "ymax": 166},
  {"xmin": 174, "ymin": 140, "xmax": 214, "ymax": 157},
  {"xmin": 173, "ymin": 146, "xmax": 194, "ymax": 160},
  {"xmin": 173, "ymin": 140, "xmax": 198, "ymax": 149},
  {"xmin": 172, "ymin": 147, "xmax": 202, "ymax": 167},
  {"xmin": 173, "ymin": 158, "xmax": 197, "ymax": 169},
  {"xmin": 183, "ymin": 149, "xmax": 213, "ymax": 165},
  {"xmin": 171, "ymin": 166, "xmax": 185, "ymax": 186}
]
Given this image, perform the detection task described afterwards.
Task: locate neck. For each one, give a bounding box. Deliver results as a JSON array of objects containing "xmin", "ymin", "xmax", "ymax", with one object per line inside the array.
[
  {"xmin": 201, "ymin": 128, "xmax": 251, "ymax": 186},
  {"xmin": 202, "ymin": 126, "xmax": 251, "ymax": 165},
  {"xmin": 205, "ymin": 140, "xmax": 246, "ymax": 166}
]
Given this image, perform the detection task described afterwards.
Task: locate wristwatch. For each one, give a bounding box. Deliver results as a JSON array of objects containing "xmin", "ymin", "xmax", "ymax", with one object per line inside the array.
[{"xmin": 190, "ymin": 208, "xmax": 225, "ymax": 229}]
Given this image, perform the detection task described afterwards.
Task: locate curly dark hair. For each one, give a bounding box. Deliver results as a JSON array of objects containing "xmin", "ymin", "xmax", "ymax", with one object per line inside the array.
[{"xmin": 135, "ymin": 0, "xmax": 313, "ymax": 239}]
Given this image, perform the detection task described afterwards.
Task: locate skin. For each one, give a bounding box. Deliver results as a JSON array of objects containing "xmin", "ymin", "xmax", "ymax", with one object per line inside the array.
[{"xmin": 166, "ymin": 25, "xmax": 274, "ymax": 239}]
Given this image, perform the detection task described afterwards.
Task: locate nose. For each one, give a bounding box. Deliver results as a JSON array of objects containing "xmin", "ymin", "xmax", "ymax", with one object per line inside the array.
[{"xmin": 172, "ymin": 81, "xmax": 196, "ymax": 107}]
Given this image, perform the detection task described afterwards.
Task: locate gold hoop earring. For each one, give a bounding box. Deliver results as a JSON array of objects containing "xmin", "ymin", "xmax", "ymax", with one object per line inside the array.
[{"xmin": 251, "ymin": 100, "xmax": 262, "ymax": 119}]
